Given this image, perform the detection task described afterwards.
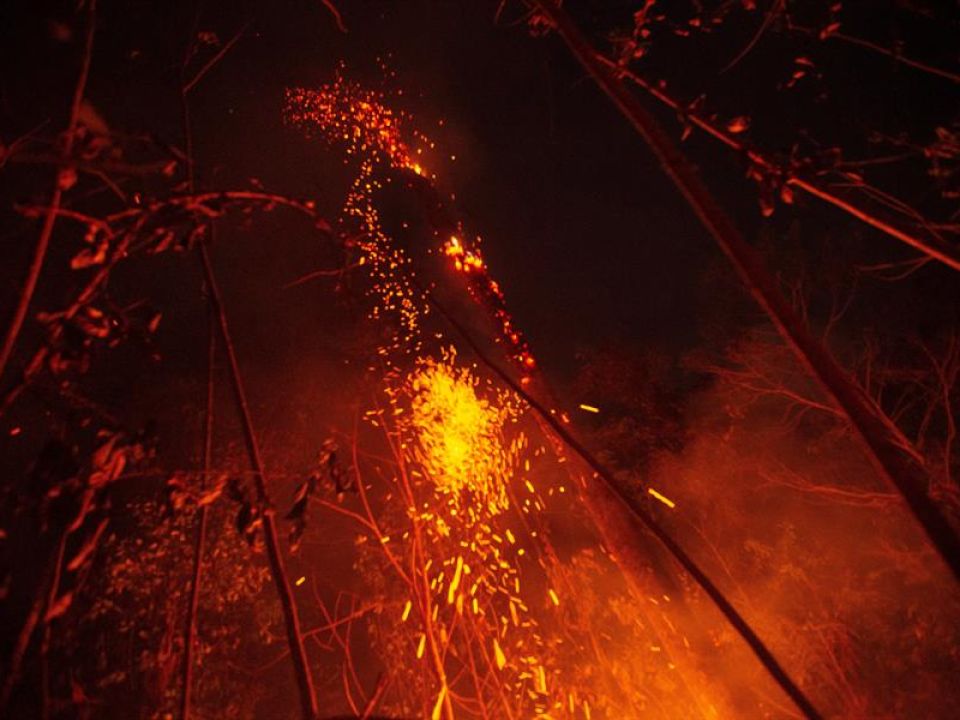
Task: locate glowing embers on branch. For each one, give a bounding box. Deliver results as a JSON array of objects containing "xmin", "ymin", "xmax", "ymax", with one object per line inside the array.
[
  {"xmin": 404, "ymin": 349, "xmax": 524, "ymax": 517},
  {"xmin": 285, "ymin": 72, "xmax": 435, "ymax": 349},
  {"xmin": 443, "ymin": 234, "xmax": 538, "ymax": 378},
  {"xmin": 286, "ymin": 70, "xmax": 539, "ymax": 377}
]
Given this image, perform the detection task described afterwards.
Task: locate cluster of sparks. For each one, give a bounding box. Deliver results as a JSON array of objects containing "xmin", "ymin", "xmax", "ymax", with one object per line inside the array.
[
  {"xmin": 286, "ymin": 73, "xmax": 431, "ymax": 351},
  {"xmin": 389, "ymin": 350, "xmax": 566, "ymax": 717},
  {"xmin": 408, "ymin": 350, "xmax": 522, "ymax": 517},
  {"xmin": 287, "ymin": 70, "xmax": 614, "ymax": 717},
  {"xmin": 284, "ymin": 70, "xmax": 538, "ymax": 375}
]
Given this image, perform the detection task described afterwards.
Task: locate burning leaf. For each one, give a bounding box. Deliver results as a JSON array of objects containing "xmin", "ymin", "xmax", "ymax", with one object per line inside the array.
[
  {"xmin": 45, "ymin": 591, "xmax": 74, "ymax": 622},
  {"xmin": 58, "ymin": 167, "xmax": 78, "ymax": 191},
  {"xmin": 726, "ymin": 116, "xmax": 750, "ymax": 134}
]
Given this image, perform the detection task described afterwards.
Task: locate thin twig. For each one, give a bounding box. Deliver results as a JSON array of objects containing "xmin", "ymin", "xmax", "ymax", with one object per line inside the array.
[
  {"xmin": 179, "ymin": 299, "xmax": 217, "ymax": 720},
  {"xmin": 789, "ymin": 22, "xmax": 960, "ymax": 85},
  {"xmin": 0, "ymin": 0, "xmax": 98, "ymax": 383},
  {"xmin": 183, "ymin": 22, "xmax": 251, "ymax": 95}
]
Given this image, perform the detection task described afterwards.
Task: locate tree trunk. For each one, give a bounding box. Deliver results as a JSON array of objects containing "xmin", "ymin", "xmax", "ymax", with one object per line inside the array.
[{"xmin": 529, "ymin": 0, "xmax": 960, "ymax": 584}]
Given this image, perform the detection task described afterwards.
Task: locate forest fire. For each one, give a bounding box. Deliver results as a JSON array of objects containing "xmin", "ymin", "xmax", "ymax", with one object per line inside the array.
[
  {"xmin": 405, "ymin": 352, "xmax": 520, "ymax": 517},
  {"xmin": 1, "ymin": 2, "xmax": 959, "ymax": 720}
]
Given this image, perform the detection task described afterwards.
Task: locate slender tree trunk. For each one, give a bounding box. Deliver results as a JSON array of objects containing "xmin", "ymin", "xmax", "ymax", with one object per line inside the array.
[
  {"xmin": 179, "ymin": 305, "xmax": 216, "ymax": 719},
  {"xmin": 197, "ymin": 241, "xmax": 319, "ymax": 720},
  {"xmin": 529, "ymin": 0, "xmax": 960, "ymax": 583}
]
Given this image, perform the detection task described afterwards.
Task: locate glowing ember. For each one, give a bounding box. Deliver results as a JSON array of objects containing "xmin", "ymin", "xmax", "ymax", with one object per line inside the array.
[
  {"xmin": 285, "ymin": 71, "xmax": 434, "ymax": 349},
  {"xmin": 406, "ymin": 350, "xmax": 521, "ymax": 516},
  {"xmin": 648, "ymin": 487, "xmax": 677, "ymax": 509},
  {"xmin": 286, "ymin": 70, "xmax": 539, "ymax": 374}
]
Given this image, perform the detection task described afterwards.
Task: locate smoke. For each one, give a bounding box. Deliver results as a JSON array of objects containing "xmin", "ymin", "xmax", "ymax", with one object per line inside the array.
[{"xmin": 641, "ymin": 354, "xmax": 960, "ymax": 718}]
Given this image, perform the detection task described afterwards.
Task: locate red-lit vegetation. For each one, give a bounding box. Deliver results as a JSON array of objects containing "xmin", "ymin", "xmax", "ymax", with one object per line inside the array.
[{"xmin": 1, "ymin": 2, "xmax": 958, "ymax": 719}]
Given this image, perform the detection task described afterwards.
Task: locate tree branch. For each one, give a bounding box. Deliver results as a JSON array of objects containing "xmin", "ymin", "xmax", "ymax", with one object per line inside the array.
[{"xmin": 0, "ymin": 0, "xmax": 98, "ymax": 383}]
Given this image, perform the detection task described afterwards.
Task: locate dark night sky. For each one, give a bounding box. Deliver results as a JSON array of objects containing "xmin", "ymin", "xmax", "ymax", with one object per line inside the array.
[{"xmin": 1, "ymin": 0, "xmax": 957, "ymax": 392}]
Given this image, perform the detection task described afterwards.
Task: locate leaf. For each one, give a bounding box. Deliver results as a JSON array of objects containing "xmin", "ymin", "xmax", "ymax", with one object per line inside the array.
[
  {"xmin": 58, "ymin": 167, "xmax": 78, "ymax": 191},
  {"xmin": 820, "ymin": 21, "xmax": 841, "ymax": 39},
  {"xmin": 67, "ymin": 517, "xmax": 109, "ymax": 572},
  {"xmin": 45, "ymin": 591, "xmax": 74, "ymax": 622},
  {"xmin": 164, "ymin": 474, "xmax": 189, "ymax": 515},
  {"xmin": 197, "ymin": 31, "xmax": 220, "ymax": 46},
  {"xmin": 70, "ymin": 240, "xmax": 109, "ymax": 269},
  {"xmin": 235, "ymin": 502, "xmax": 261, "ymax": 544},
  {"xmin": 77, "ymin": 100, "xmax": 111, "ymax": 136},
  {"xmin": 726, "ymin": 116, "xmax": 750, "ymax": 134},
  {"xmin": 196, "ymin": 484, "xmax": 223, "ymax": 507}
]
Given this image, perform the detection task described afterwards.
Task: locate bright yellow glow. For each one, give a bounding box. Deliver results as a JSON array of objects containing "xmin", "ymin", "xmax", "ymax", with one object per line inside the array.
[
  {"xmin": 648, "ymin": 487, "xmax": 677, "ymax": 509},
  {"xmin": 447, "ymin": 556, "xmax": 464, "ymax": 604},
  {"xmin": 407, "ymin": 351, "xmax": 520, "ymax": 515},
  {"xmin": 430, "ymin": 685, "xmax": 447, "ymax": 720},
  {"xmin": 493, "ymin": 638, "xmax": 506, "ymax": 670},
  {"xmin": 578, "ymin": 403, "xmax": 600, "ymax": 413}
]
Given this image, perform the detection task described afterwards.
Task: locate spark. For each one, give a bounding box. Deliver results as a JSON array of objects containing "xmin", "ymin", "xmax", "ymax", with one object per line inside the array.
[
  {"xmin": 431, "ymin": 685, "xmax": 448, "ymax": 720},
  {"xmin": 493, "ymin": 638, "xmax": 507, "ymax": 670},
  {"xmin": 295, "ymin": 576, "xmax": 306, "ymax": 586},
  {"xmin": 578, "ymin": 403, "xmax": 600, "ymax": 413},
  {"xmin": 447, "ymin": 556, "xmax": 464, "ymax": 604},
  {"xmin": 648, "ymin": 487, "xmax": 677, "ymax": 509}
]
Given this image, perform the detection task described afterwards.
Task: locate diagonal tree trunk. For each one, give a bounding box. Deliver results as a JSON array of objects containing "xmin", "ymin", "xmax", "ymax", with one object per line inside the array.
[
  {"xmin": 528, "ymin": 0, "xmax": 960, "ymax": 584},
  {"xmin": 197, "ymin": 240, "xmax": 319, "ymax": 719},
  {"xmin": 427, "ymin": 294, "xmax": 824, "ymax": 720}
]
